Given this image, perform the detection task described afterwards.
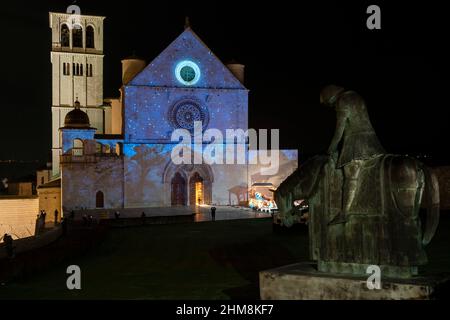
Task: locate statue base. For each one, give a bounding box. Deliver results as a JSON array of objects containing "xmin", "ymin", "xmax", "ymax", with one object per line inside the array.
[
  {"xmin": 259, "ymin": 262, "xmax": 450, "ymax": 300},
  {"xmin": 318, "ymin": 261, "xmax": 418, "ymax": 279}
]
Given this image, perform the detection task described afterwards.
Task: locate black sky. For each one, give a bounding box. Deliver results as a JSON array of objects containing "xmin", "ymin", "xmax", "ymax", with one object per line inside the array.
[{"xmin": 1, "ymin": 0, "xmax": 449, "ymax": 170}]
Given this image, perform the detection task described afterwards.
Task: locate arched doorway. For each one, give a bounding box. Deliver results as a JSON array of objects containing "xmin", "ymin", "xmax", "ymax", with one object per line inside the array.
[
  {"xmin": 189, "ymin": 172, "xmax": 204, "ymax": 206},
  {"xmin": 96, "ymin": 191, "xmax": 104, "ymax": 208},
  {"xmin": 163, "ymin": 162, "xmax": 213, "ymax": 206},
  {"xmin": 171, "ymin": 172, "xmax": 186, "ymax": 205}
]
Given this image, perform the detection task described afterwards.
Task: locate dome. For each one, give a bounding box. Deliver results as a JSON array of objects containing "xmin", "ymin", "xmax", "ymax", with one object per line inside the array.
[
  {"xmin": 122, "ymin": 53, "xmax": 145, "ymax": 61},
  {"xmin": 64, "ymin": 100, "xmax": 91, "ymax": 128}
]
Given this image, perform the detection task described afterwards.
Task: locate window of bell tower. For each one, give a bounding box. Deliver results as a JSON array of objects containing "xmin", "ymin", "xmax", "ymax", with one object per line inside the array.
[
  {"xmin": 72, "ymin": 25, "xmax": 83, "ymax": 48},
  {"xmin": 61, "ymin": 24, "xmax": 70, "ymax": 47},
  {"xmin": 86, "ymin": 25, "xmax": 95, "ymax": 48}
]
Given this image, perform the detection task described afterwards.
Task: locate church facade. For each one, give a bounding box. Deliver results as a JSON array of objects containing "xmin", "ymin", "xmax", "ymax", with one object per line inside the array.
[{"xmin": 48, "ymin": 11, "xmax": 297, "ymax": 214}]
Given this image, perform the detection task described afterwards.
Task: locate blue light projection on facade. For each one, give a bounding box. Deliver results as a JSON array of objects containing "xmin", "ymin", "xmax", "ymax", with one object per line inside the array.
[
  {"xmin": 168, "ymin": 98, "xmax": 209, "ymax": 132},
  {"xmin": 60, "ymin": 27, "xmax": 298, "ymax": 213},
  {"xmin": 175, "ymin": 60, "xmax": 201, "ymax": 85}
]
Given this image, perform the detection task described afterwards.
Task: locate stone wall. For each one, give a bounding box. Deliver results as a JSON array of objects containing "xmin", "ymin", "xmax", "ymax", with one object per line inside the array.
[
  {"xmin": 0, "ymin": 225, "xmax": 62, "ymax": 259},
  {"xmin": 0, "ymin": 196, "xmax": 39, "ymax": 241},
  {"xmin": 7, "ymin": 182, "xmax": 33, "ymax": 196},
  {"xmin": 123, "ymin": 143, "xmax": 248, "ymax": 207},
  {"xmin": 61, "ymin": 156, "xmax": 124, "ymax": 213},
  {"xmin": 38, "ymin": 187, "xmax": 62, "ymax": 222}
]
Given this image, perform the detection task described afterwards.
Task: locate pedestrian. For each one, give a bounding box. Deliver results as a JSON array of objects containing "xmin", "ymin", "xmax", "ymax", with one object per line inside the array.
[
  {"xmin": 3, "ymin": 234, "xmax": 14, "ymax": 258},
  {"xmin": 54, "ymin": 209, "xmax": 59, "ymax": 225},
  {"xmin": 82, "ymin": 214, "xmax": 88, "ymax": 226},
  {"xmin": 210, "ymin": 206, "xmax": 216, "ymax": 221},
  {"xmin": 61, "ymin": 218, "xmax": 67, "ymax": 235}
]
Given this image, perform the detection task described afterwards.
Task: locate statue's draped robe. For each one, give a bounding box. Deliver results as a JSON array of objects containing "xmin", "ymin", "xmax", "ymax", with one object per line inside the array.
[{"xmin": 335, "ymin": 91, "xmax": 385, "ymax": 168}]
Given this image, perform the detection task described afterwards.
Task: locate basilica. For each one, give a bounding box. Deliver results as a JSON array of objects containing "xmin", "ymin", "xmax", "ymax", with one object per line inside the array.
[{"xmin": 39, "ymin": 11, "xmax": 297, "ymax": 217}]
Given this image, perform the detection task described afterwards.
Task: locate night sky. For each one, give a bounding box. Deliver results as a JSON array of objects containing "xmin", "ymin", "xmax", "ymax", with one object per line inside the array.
[{"xmin": 1, "ymin": 1, "xmax": 449, "ymax": 176}]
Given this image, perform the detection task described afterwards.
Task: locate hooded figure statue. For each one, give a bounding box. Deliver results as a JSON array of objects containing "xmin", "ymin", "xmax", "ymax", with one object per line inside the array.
[{"xmin": 320, "ymin": 85, "xmax": 385, "ymax": 224}]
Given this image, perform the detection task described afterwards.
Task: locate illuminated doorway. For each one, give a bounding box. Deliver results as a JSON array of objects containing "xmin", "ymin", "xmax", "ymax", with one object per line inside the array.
[
  {"xmin": 171, "ymin": 172, "xmax": 186, "ymax": 205},
  {"xmin": 195, "ymin": 181, "xmax": 203, "ymax": 205},
  {"xmin": 189, "ymin": 172, "xmax": 204, "ymax": 205}
]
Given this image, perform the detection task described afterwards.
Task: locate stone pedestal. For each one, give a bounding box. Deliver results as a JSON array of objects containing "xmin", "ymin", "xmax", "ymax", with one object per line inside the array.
[{"xmin": 260, "ymin": 262, "xmax": 450, "ymax": 300}]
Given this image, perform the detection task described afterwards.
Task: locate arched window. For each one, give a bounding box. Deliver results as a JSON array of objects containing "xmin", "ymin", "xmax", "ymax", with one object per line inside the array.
[
  {"xmin": 61, "ymin": 24, "xmax": 70, "ymax": 47},
  {"xmin": 115, "ymin": 143, "xmax": 123, "ymax": 156},
  {"xmin": 73, "ymin": 63, "xmax": 76, "ymax": 75},
  {"xmin": 72, "ymin": 25, "xmax": 83, "ymax": 48},
  {"xmin": 80, "ymin": 64, "xmax": 83, "ymax": 76},
  {"xmin": 72, "ymin": 139, "xmax": 84, "ymax": 156},
  {"xmin": 76, "ymin": 63, "xmax": 80, "ymax": 76},
  {"xmin": 95, "ymin": 142, "xmax": 103, "ymax": 154},
  {"xmin": 63, "ymin": 63, "xmax": 66, "ymax": 75},
  {"xmin": 96, "ymin": 191, "xmax": 104, "ymax": 208},
  {"xmin": 86, "ymin": 25, "xmax": 95, "ymax": 48},
  {"xmin": 104, "ymin": 144, "xmax": 111, "ymax": 154}
]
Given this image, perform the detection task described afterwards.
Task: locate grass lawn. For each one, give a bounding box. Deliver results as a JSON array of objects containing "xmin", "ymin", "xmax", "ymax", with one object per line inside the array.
[
  {"xmin": 0, "ymin": 218, "xmax": 309, "ymax": 299},
  {"xmin": 0, "ymin": 216, "xmax": 449, "ymax": 300}
]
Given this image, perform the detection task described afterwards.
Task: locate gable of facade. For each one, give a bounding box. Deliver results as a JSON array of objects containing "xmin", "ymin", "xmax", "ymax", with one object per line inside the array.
[
  {"xmin": 122, "ymin": 28, "xmax": 249, "ymax": 143},
  {"xmin": 129, "ymin": 28, "xmax": 245, "ymax": 89}
]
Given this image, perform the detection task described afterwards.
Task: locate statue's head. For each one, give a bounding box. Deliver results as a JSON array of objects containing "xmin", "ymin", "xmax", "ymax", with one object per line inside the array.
[{"xmin": 320, "ymin": 85, "xmax": 345, "ymax": 107}]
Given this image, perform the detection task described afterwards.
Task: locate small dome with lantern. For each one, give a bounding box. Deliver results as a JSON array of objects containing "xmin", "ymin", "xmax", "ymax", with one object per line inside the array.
[{"xmin": 64, "ymin": 100, "xmax": 91, "ymax": 128}]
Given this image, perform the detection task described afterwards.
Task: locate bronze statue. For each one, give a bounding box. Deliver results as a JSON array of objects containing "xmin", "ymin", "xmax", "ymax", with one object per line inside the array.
[
  {"xmin": 275, "ymin": 86, "xmax": 440, "ymax": 278},
  {"xmin": 321, "ymin": 85, "xmax": 385, "ymax": 224}
]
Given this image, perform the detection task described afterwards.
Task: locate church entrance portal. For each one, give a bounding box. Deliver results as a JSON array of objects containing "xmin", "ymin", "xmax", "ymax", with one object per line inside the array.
[
  {"xmin": 189, "ymin": 172, "xmax": 204, "ymax": 205},
  {"xmin": 96, "ymin": 191, "xmax": 104, "ymax": 208},
  {"xmin": 164, "ymin": 163, "xmax": 213, "ymax": 206},
  {"xmin": 171, "ymin": 172, "xmax": 186, "ymax": 205}
]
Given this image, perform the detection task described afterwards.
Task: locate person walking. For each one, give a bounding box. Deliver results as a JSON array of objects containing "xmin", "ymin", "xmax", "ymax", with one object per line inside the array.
[
  {"xmin": 210, "ymin": 206, "xmax": 216, "ymax": 221},
  {"xmin": 82, "ymin": 214, "xmax": 88, "ymax": 226}
]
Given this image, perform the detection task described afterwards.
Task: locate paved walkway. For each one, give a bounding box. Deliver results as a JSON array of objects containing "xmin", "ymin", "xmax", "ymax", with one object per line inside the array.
[
  {"xmin": 193, "ymin": 205, "xmax": 270, "ymax": 222},
  {"xmin": 73, "ymin": 205, "xmax": 271, "ymax": 222}
]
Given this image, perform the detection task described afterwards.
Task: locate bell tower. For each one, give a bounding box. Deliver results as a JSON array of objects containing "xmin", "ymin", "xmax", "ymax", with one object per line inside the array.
[{"xmin": 49, "ymin": 11, "xmax": 108, "ymax": 177}]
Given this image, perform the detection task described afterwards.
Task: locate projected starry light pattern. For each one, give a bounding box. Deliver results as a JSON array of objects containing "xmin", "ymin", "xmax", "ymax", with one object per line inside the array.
[
  {"xmin": 175, "ymin": 60, "xmax": 201, "ymax": 85},
  {"xmin": 123, "ymin": 29, "xmax": 248, "ymax": 156},
  {"xmin": 169, "ymin": 98, "xmax": 209, "ymax": 132}
]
